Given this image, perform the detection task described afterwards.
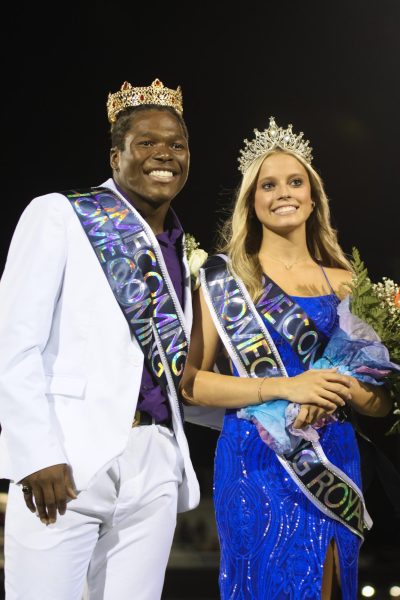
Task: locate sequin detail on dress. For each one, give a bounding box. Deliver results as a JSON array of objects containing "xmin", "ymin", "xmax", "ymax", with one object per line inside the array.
[{"xmin": 214, "ymin": 294, "xmax": 362, "ymax": 599}]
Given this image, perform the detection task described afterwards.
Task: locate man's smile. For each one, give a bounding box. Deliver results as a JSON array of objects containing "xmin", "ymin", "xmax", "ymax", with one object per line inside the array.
[{"xmin": 146, "ymin": 169, "xmax": 176, "ymax": 183}]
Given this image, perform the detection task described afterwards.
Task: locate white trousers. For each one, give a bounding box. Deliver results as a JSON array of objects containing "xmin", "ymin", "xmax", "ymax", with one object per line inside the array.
[{"xmin": 4, "ymin": 424, "xmax": 184, "ymax": 600}]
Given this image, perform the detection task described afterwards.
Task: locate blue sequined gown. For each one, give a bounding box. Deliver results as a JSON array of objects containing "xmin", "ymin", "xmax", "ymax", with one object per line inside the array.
[{"xmin": 214, "ymin": 293, "xmax": 362, "ymax": 599}]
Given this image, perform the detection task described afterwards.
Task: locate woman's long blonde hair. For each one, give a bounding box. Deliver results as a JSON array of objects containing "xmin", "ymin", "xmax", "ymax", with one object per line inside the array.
[{"xmin": 218, "ymin": 149, "xmax": 352, "ymax": 300}]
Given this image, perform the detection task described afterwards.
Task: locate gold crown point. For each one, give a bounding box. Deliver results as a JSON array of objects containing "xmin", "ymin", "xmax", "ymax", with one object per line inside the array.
[{"xmin": 107, "ymin": 78, "xmax": 183, "ymax": 123}]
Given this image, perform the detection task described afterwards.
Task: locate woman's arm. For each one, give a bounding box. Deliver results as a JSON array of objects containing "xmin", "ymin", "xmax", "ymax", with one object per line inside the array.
[
  {"xmin": 181, "ymin": 288, "xmax": 351, "ymax": 410},
  {"xmin": 347, "ymin": 378, "xmax": 393, "ymax": 417},
  {"xmin": 181, "ymin": 288, "xmax": 264, "ymax": 407}
]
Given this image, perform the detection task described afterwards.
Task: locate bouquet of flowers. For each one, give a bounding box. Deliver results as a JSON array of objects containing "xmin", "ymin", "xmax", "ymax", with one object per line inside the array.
[
  {"xmin": 238, "ymin": 248, "xmax": 400, "ymax": 454},
  {"xmin": 343, "ymin": 248, "xmax": 400, "ymax": 435}
]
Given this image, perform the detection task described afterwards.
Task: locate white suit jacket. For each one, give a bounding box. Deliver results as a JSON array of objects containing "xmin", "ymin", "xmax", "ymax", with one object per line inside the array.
[{"xmin": 0, "ymin": 178, "xmax": 222, "ymax": 512}]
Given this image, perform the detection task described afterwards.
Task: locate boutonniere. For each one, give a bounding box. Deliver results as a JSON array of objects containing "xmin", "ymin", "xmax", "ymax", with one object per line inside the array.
[{"xmin": 184, "ymin": 233, "xmax": 208, "ymax": 291}]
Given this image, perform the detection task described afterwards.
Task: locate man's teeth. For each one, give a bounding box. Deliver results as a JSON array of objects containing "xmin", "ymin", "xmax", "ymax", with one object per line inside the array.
[
  {"xmin": 273, "ymin": 206, "xmax": 298, "ymax": 215},
  {"xmin": 149, "ymin": 170, "xmax": 174, "ymax": 178}
]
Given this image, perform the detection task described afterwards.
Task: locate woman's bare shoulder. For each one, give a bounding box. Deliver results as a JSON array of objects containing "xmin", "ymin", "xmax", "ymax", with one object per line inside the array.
[{"xmin": 324, "ymin": 267, "xmax": 353, "ymax": 298}]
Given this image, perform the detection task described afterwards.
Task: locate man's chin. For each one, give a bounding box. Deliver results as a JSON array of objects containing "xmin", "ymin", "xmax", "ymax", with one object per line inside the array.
[
  {"xmin": 143, "ymin": 184, "xmax": 183, "ymax": 205},
  {"xmin": 143, "ymin": 192, "xmax": 176, "ymax": 207}
]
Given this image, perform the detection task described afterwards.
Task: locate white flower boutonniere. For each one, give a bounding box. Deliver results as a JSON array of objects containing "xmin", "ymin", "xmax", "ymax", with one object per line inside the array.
[{"xmin": 184, "ymin": 233, "xmax": 208, "ymax": 291}]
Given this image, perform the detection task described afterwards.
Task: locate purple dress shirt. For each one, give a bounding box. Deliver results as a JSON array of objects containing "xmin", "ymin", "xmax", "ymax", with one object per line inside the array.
[{"xmin": 114, "ymin": 183, "xmax": 184, "ymax": 423}]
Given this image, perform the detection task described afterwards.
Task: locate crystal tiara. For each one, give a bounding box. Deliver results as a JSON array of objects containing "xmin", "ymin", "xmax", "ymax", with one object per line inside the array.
[{"xmin": 238, "ymin": 116, "xmax": 313, "ymax": 174}]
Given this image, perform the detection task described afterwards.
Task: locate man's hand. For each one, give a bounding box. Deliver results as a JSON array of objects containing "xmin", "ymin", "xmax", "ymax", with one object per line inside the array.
[
  {"xmin": 293, "ymin": 404, "xmax": 334, "ymax": 429},
  {"xmin": 20, "ymin": 463, "xmax": 77, "ymax": 525}
]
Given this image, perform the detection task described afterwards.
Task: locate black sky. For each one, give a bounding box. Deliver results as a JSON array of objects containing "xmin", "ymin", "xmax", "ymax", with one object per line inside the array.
[{"xmin": 3, "ymin": 0, "xmax": 400, "ymax": 278}]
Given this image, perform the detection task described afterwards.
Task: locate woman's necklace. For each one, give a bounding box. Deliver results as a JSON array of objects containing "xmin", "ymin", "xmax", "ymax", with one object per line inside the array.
[{"xmin": 263, "ymin": 255, "xmax": 312, "ymax": 270}]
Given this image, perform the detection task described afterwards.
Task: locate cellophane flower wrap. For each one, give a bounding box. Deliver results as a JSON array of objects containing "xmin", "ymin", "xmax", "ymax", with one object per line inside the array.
[{"xmin": 238, "ymin": 248, "xmax": 400, "ymax": 454}]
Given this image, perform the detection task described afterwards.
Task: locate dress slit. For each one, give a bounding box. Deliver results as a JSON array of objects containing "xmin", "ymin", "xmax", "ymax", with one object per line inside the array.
[{"xmin": 322, "ymin": 537, "xmax": 342, "ymax": 599}]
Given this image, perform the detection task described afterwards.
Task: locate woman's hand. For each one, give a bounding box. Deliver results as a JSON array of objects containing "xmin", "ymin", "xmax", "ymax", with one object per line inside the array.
[{"xmin": 282, "ymin": 368, "xmax": 352, "ymax": 411}]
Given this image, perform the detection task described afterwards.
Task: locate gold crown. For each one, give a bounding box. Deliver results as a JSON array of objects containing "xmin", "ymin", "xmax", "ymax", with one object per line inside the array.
[
  {"xmin": 107, "ymin": 78, "xmax": 183, "ymax": 123},
  {"xmin": 238, "ymin": 116, "xmax": 313, "ymax": 174}
]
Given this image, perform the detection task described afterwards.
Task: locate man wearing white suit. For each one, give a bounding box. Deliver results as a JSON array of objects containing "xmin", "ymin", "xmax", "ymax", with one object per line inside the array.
[{"xmin": 0, "ymin": 78, "xmax": 214, "ymax": 599}]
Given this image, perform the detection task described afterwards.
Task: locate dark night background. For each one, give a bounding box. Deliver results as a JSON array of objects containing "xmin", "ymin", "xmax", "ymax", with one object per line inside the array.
[{"xmin": 1, "ymin": 1, "xmax": 400, "ymax": 597}]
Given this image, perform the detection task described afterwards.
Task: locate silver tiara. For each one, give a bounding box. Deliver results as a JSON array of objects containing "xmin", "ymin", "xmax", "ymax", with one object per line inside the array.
[{"xmin": 238, "ymin": 116, "xmax": 313, "ymax": 174}]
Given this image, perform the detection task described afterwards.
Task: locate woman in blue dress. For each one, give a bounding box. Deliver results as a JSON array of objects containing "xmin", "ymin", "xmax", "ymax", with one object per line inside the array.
[{"xmin": 181, "ymin": 117, "xmax": 392, "ymax": 599}]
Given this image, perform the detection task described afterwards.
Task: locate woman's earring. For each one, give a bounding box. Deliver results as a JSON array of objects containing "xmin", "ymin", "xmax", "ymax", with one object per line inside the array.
[{"xmin": 311, "ymin": 201, "xmax": 316, "ymax": 210}]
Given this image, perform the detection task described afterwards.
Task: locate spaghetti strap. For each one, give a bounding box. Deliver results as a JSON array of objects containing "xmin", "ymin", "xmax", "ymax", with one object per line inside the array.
[{"xmin": 319, "ymin": 264, "xmax": 336, "ymax": 295}]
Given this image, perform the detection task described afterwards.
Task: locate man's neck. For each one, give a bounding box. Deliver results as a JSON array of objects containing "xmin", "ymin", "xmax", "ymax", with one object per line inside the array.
[
  {"xmin": 113, "ymin": 182, "xmax": 171, "ymax": 235},
  {"xmin": 137, "ymin": 203, "xmax": 170, "ymax": 236}
]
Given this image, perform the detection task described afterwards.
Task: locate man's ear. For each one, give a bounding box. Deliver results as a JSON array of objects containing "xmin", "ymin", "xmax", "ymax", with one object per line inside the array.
[{"xmin": 110, "ymin": 147, "xmax": 120, "ymax": 171}]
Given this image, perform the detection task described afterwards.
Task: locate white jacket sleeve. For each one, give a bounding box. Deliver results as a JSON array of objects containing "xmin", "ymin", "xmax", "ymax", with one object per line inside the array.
[{"xmin": 0, "ymin": 194, "xmax": 69, "ymax": 482}]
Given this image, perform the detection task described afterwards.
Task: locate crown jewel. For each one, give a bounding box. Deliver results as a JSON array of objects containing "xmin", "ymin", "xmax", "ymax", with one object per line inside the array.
[
  {"xmin": 107, "ymin": 78, "xmax": 183, "ymax": 123},
  {"xmin": 238, "ymin": 116, "xmax": 313, "ymax": 174}
]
